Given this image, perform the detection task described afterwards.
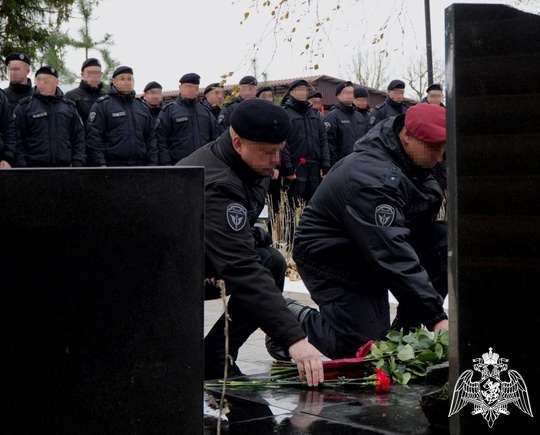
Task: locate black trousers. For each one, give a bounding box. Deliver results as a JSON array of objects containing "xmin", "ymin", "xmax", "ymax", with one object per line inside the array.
[{"xmin": 204, "ymin": 245, "xmax": 287, "ymax": 361}]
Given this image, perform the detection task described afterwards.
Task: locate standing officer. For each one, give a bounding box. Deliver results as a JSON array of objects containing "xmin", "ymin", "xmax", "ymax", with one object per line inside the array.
[
  {"xmin": 3, "ymin": 53, "xmax": 33, "ymax": 111},
  {"xmin": 307, "ymin": 89, "xmax": 324, "ymax": 120},
  {"xmin": 140, "ymin": 81, "xmax": 164, "ymax": 122},
  {"xmin": 256, "ymin": 86, "xmax": 274, "ymax": 102},
  {"xmin": 86, "ymin": 66, "xmax": 157, "ymax": 167},
  {"xmin": 0, "ymin": 89, "xmax": 16, "ymax": 168},
  {"xmin": 368, "ymin": 79, "xmax": 408, "ymax": 130},
  {"xmin": 266, "ymin": 103, "xmax": 449, "ymax": 361},
  {"xmin": 176, "ymin": 99, "xmax": 324, "ymax": 386},
  {"xmin": 422, "ymin": 83, "xmax": 445, "ymax": 107},
  {"xmin": 64, "ymin": 58, "xmax": 106, "ymax": 129},
  {"xmin": 353, "ymin": 85, "xmax": 371, "ymax": 124},
  {"xmin": 323, "ymin": 81, "xmax": 368, "ymax": 166},
  {"xmin": 155, "ymin": 73, "xmax": 217, "ymax": 165},
  {"xmin": 13, "ymin": 66, "xmax": 86, "ymax": 167},
  {"xmin": 200, "ymin": 82, "xmax": 224, "ymax": 120},
  {"xmin": 216, "ymin": 75, "xmax": 258, "ymax": 135}
]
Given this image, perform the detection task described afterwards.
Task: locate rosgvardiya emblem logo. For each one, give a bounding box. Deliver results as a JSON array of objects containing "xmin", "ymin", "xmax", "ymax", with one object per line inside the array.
[{"xmin": 448, "ymin": 347, "xmax": 533, "ymax": 428}]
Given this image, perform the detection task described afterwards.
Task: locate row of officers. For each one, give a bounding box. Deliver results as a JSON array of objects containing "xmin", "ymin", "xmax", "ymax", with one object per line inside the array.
[{"xmin": 0, "ymin": 54, "xmax": 444, "ymax": 191}]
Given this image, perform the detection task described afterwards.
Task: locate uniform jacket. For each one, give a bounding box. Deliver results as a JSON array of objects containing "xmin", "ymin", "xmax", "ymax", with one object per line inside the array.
[
  {"xmin": 0, "ymin": 89, "xmax": 16, "ymax": 165},
  {"xmin": 176, "ymin": 132, "xmax": 307, "ymax": 349},
  {"xmin": 293, "ymin": 114, "xmax": 447, "ymax": 330},
  {"xmin": 200, "ymin": 97, "xmax": 221, "ymax": 120},
  {"xmin": 155, "ymin": 96, "xmax": 217, "ymax": 165},
  {"xmin": 281, "ymin": 96, "xmax": 330, "ymax": 176},
  {"xmin": 13, "ymin": 87, "xmax": 86, "ymax": 167},
  {"xmin": 216, "ymin": 96, "xmax": 244, "ymax": 135},
  {"xmin": 3, "ymin": 79, "xmax": 33, "ymax": 112},
  {"xmin": 64, "ymin": 80, "xmax": 106, "ymax": 128},
  {"xmin": 367, "ymin": 96, "xmax": 408, "ymax": 130},
  {"xmin": 323, "ymin": 101, "xmax": 368, "ymax": 166},
  {"xmin": 86, "ymin": 85, "xmax": 158, "ymax": 166}
]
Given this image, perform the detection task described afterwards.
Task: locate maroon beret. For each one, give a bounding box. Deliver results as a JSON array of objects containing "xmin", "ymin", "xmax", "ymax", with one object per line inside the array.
[{"xmin": 405, "ymin": 103, "xmax": 446, "ymax": 144}]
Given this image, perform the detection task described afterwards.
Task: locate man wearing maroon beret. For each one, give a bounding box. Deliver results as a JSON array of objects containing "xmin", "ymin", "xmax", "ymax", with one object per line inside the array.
[{"xmin": 266, "ymin": 103, "xmax": 449, "ymax": 361}]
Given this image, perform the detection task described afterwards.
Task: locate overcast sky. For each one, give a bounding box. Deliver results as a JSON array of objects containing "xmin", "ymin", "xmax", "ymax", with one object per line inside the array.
[{"xmin": 2, "ymin": 0, "xmax": 537, "ymax": 95}]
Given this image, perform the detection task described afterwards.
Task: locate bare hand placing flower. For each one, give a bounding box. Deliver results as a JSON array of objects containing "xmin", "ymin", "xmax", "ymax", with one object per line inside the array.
[{"xmin": 288, "ymin": 339, "xmax": 324, "ymax": 387}]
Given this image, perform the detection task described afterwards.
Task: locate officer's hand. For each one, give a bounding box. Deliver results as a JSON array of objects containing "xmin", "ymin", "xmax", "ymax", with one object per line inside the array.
[
  {"xmin": 251, "ymin": 226, "xmax": 272, "ymax": 247},
  {"xmin": 288, "ymin": 339, "xmax": 324, "ymax": 387},
  {"xmin": 271, "ymin": 168, "xmax": 280, "ymax": 180},
  {"xmin": 285, "ymin": 174, "xmax": 296, "ymax": 180},
  {"xmin": 432, "ymin": 319, "xmax": 449, "ymax": 331},
  {"xmin": 0, "ymin": 160, "xmax": 12, "ymax": 168}
]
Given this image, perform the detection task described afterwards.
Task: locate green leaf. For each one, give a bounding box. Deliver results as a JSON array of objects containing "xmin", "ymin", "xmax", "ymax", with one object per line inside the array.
[
  {"xmin": 417, "ymin": 350, "xmax": 438, "ymax": 363},
  {"xmin": 401, "ymin": 372, "xmax": 412, "ymax": 385},
  {"xmin": 397, "ymin": 344, "xmax": 415, "ymax": 361},
  {"xmin": 387, "ymin": 330, "xmax": 402, "ymax": 343},
  {"xmin": 406, "ymin": 365, "xmax": 427, "ymax": 376},
  {"xmin": 434, "ymin": 342, "xmax": 444, "ymax": 359}
]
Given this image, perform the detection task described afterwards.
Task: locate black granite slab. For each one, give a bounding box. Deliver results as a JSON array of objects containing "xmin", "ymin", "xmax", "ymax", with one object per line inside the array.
[
  {"xmin": 1, "ymin": 168, "xmax": 204, "ymax": 434},
  {"xmin": 446, "ymin": 4, "xmax": 540, "ymax": 434}
]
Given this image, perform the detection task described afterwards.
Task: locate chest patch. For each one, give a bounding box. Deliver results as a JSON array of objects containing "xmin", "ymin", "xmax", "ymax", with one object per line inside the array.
[
  {"xmin": 32, "ymin": 112, "xmax": 48, "ymax": 119},
  {"xmin": 175, "ymin": 117, "xmax": 188, "ymax": 123},
  {"xmin": 375, "ymin": 204, "xmax": 395, "ymax": 227},
  {"xmin": 226, "ymin": 203, "xmax": 247, "ymax": 231},
  {"xmin": 111, "ymin": 111, "xmax": 126, "ymax": 118}
]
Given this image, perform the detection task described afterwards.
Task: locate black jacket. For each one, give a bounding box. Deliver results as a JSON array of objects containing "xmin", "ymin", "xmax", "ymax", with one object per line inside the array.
[
  {"xmin": 176, "ymin": 132, "xmax": 307, "ymax": 349},
  {"xmin": 367, "ymin": 96, "xmax": 408, "ymax": 130},
  {"xmin": 0, "ymin": 89, "xmax": 16, "ymax": 165},
  {"xmin": 216, "ymin": 96, "xmax": 244, "ymax": 135},
  {"xmin": 293, "ymin": 114, "xmax": 447, "ymax": 330},
  {"xmin": 64, "ymin": 80, "xmax": 106, "ymax": 128},
  {"xmin": 3, "ymin": 79, "xmax": 33, "ymax": 112},
  {"xmin": 281, "ymin": 97, "xmax": 330, "ymax": 176},
  {"xmin": 200, "ymin": 97, "xmax": 221, "ymax": 120},
  {"xmin": 323, "ymin": 102, "xmax": 368, "ymax": 166},
  {"xmin": 13, "ymin": 87, "xmax": 86, "ymax": 167},
  {"xmin": 155, "ymin": 96, "xmax": 217, "ymax": 165},
  {"xmin": 86, "ymin": 85, "xmax": 158, "ymax": 166}
]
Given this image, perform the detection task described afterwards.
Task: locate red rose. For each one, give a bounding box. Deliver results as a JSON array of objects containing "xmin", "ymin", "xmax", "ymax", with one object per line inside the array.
[
  {"xmin": 374, "ymin": 368, "xmax": 391, "ymax": 393},
  {"xmin": 299, "ymin": 157, "xmax": 307, "ymax": 165}
]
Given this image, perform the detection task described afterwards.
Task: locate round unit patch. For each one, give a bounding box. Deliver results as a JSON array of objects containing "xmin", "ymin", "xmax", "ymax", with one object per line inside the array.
[
  {"xmin": 226, "ymin": 203, "xmax": 247, "ymax": 231},
  {"xmin": 375, "ymin": 204, "xmax": 395, "ymax": 227}
]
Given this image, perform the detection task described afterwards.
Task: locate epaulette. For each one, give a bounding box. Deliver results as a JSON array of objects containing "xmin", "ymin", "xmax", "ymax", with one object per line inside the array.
[
  {"xmin": 18, "ymin": 96, "xmax": 33, "ymax": 105},
  {"xmin": 95, "ymin": 95, "xmax": 110, "ymax": 103},
  {"xmin": 383, "ymin": 165, "xmax": 401, "ymax": 190},
  {"xmin": 375, "ymin": 102, "xmax": 385, "ymax": 110},
  {"xmin": 62, "ymin": 97, "xmax": 76, "ymax": 106}
]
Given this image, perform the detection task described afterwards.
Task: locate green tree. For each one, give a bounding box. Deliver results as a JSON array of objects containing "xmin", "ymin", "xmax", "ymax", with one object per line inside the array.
[{"xmin": 0, "ymin": 0, "xmax": 76, "ymax": 79}]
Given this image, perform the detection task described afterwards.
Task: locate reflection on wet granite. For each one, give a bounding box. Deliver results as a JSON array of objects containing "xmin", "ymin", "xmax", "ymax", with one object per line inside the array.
[{"xmin": 205, "ymin": 373, "xmax": 449, "ymax": 434}]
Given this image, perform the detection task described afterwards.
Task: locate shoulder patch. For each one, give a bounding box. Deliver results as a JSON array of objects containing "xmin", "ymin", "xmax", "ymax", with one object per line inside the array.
[
  {"xmin": 88, "ymin": 112, "xmax": 97, "ymax": 123},
  {"xmin": 375, "ymin": 103, "xmax": 385, "ymax": 109},
  {"xmin": 383, "ymin": 167, "xmax": 401, "ymax": 190},
  {"xmin": 217, "ymin": 114, "xmax": 225, "ymax": 124},
  {"xmin": 324, "ymin": 121, "xmax": 331, "ymax": 131},
  {"xmin": 96, "ymin": 95, "xmax": 110, "ymax": 103},
  {"xmin": 369, "ymin": 116, "xmax": 377, "ymax": 126},
  {"xmin": 62, "ymin": 97, "xmax": 76, "ymax": 106},
  {"xmin": 226, "ymin": 203, "xmax": 247, "ymax": 231},
  {"xmin": 375, "ymin": 204, "xmax": 396, "ymax": 227}
]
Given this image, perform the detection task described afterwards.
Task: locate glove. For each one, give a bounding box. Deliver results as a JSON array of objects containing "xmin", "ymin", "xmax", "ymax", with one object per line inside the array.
[{"xmin": 251, "ymin": 226, "xmax": 273, "ymax": 247}]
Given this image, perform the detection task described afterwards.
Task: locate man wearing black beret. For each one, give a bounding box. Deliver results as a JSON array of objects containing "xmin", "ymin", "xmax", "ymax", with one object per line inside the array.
[
  {"xmin": 65, "ymin": 58, "xmax": 106, "ymax": 130},
  {"xmin": 3, "ymin": 53, "xmax": 33, "ymax": 111},
  {"xmin": 0, "ymin": 88, "xmax": 16, "ymax": 168},
  {"xmin": 13, "ymin": 65, "xmax": 86, "ymax": 167},
  {"xmin": 176, "ymin": 99, "xmax": 324, "ymax": 386},
  {"xmin": 216, "ymin": 75, "xmax": 258, "ymax": 135},
  {"xmin": 155, "ymin": 72, "xmax": 217, "ymax": 165},
  {"xmin": 307, "ymin": 89, "xmax": 324, "ymax": 120},
  {"xmin": 256, "ymin": 86, "xmax": 274, "ymax": 102},
  {"xmin": 201, "ymin": 82, "xmax": 224, "ymax": 120},
  {"xmin": 367, "ymin": 78, "xmax": 408, "ymax": 130},
  {"xmin": 353, "ymin": 85, "xmax": 371, "ymax": 124},
  {"xmin": 140, "ymin": 81, "xmax": 164, "ymax": 122},
  {"xmin": 323, "ymin": 81, "xmax": 368, "ymax": 166},
  {"xmin": 86, "ymin": 66, "xmax": 158, "ymax": 166},
  {"xmin": 422, "ymin": 83, "xmax": 445, "ymax": 107}
]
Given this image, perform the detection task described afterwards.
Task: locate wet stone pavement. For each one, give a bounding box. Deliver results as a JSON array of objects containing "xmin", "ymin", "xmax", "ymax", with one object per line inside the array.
[{"xmin": 203, "ymin": 290, "xmax": 449, "ymax": 434}]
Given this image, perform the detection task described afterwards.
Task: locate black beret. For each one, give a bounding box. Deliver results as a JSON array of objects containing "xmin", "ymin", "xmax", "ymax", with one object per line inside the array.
[
  {"xmin": 5, "ymin": 53, "xmax": 31, "ymax": 66},
  {"xmin": 427, "ymin": 83, "xmax": 443, "ymax": 93},
  {"xmin": 387, "ymin": 79, "xmax": 405, "ymax": 90},
  {"xmin": 113, "ymin": 66, "xmax": 133, "ymax": 78},
  {"xmin": 144, "ymin": 81, "xmax": 162, "ymax": 93},
  {"xmin": 353, "ymin": 86, "xmax": 369, "ymax": 98},
  {"xmin": 289, "ymin": 79, "xmax": 308, "ymax": 91},
  {"xmin": 230, "ymin": 99, "xmax": 291, "ymax": 144},
  {"xmin": 308, "ymin": 90, "xmax": 323, "ymax": 99},
  {"xmin": 256, "ymin": 86, "xmax": 272, "ymax": 97},
  {"xmin": 81, "ymin": 58, "xmax": 101, "ymax": 71},
  {"xmin": 35, "ymin": 65, "xmax": 58, "ymax": 78},
  {"xmin": 204, "ymin": 82, "xmax": 223, "ymax": 95},
  {"xmin": 179, "ymin": 73, "xmax": 201, "ymax": 85},
  {"xmin": 335, "ymin": 81, "xmax": 353, "ymax": 96},
  {"xmin": 239, "ymin": 75, "xmax": 257, "ymax": 86}
]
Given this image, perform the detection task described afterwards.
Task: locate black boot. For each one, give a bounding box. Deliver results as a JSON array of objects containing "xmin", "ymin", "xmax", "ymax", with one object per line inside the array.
[{"xmin": 204, "ymin": 355, "xmax": 245, "ymax": 380}]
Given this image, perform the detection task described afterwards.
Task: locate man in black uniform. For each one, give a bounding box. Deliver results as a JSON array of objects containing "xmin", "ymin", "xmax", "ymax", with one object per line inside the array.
[
  {"xmin": 64, "ymin": 58, "xmax": 106, "ymax": 129},
  {"xmin": 307, "ymin": 90, "xmax": 324, "ymax": 121},
  {"xmin": 176, "ymin": 99, "xmax": 324, "ymax": 386},
  {"xmin": 216, "ymin": 75, "xmax": 258, "ymax": 135},
  {"xmin": 0, "ymin": 89, "xmax": 16, "ymax": 168},
  {"xmin": 140, "ymin": 81, "xmax": 164, "ymax": 122},
  {"xmin": 3, "ymin": 53, "xmax": 33, "ymax": 112},
  {"xmin": 200, "ymin": 82, "xmax": 224, "ymax": 120},
  {"xmin": 256, "ymin": 86, "xmax": 274, "ymax": 102},
  {"xmin": 368, "ymin": 79, "xmax": 408, "ymax": 130},
  {"xmin": 353, "ymin": 85, "xmax": 371, "ymax": 124},
  {"xmin": 267, "ymin": 103, "xmax": 449, "ymax": 361},
  {"xmin": 323, "ymin": 81, "xmax": 368, "ymax": 167},
  {"xmin": 421, "ymin": 83, "xmax": 445, "ymax": 107},
  {"xmin": 156, "ymin": 73, "xmax": 217, "ymax": 165},
  {"xmin": 86, "ymin": 66, "xmax": 157, "ymax": 166},
  {"xmin": 13, "ymin": 65, "xmax": 86, "ymax": 167}
]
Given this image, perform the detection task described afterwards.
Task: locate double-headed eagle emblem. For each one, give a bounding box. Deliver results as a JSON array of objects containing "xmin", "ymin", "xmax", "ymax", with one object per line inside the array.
[{"xmin": 449, "ymin": 347, "xmax": 533, "ymax": 427}]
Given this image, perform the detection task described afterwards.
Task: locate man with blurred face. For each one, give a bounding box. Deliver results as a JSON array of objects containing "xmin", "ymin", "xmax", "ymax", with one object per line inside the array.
[
  {"xmin": 201, "ymin": 82, "xmax": 224, "ymax": 120},
  {"xmin": 155, "ymin": 73, "xmax": 217, "ymax": 165},
  {"xmin": 176, "ymin": 99, "xmax": 325, "ymax": 386},
  {"xmin": 256, "ymin": 86, "xmax": 274, "ymax": 103},
  {"xmin": 86, "ymin": 66, "xmax": 157, "ymax": 167},
  {"xmin": 353, "ymin": 85, "xmax": 371, "ymax": 124},
  {"xmin": 65, "ymin": 58, "xmax": 106, "ymax": 129},
  {"xmin": 368, "ymin": 79, "xmax": 408, "ymax": 130},
  {"xmin": 140, "ymin": 81, "xmax": 164, "ymax": 121},
  {"xmin": 216, "ymin": 75, "xmax": 258, "ymax": 135},
  {"xmin": 0, "ymin": 88, "xmax": 16, "ymax": 168},
  {"xmin": 3, "ymin": 53, "xmax": 33, "ymax": 111},
  {"xmin": 323, "ymin": 81, "xmax": 368, "ymax": 166},
  {"xmin": 13, "ymin": 66, "xmax": 85, "ymax": 167},
  {"xmin": 422, "ymin": 83, "xmax": 445, "ymax": 107}
]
